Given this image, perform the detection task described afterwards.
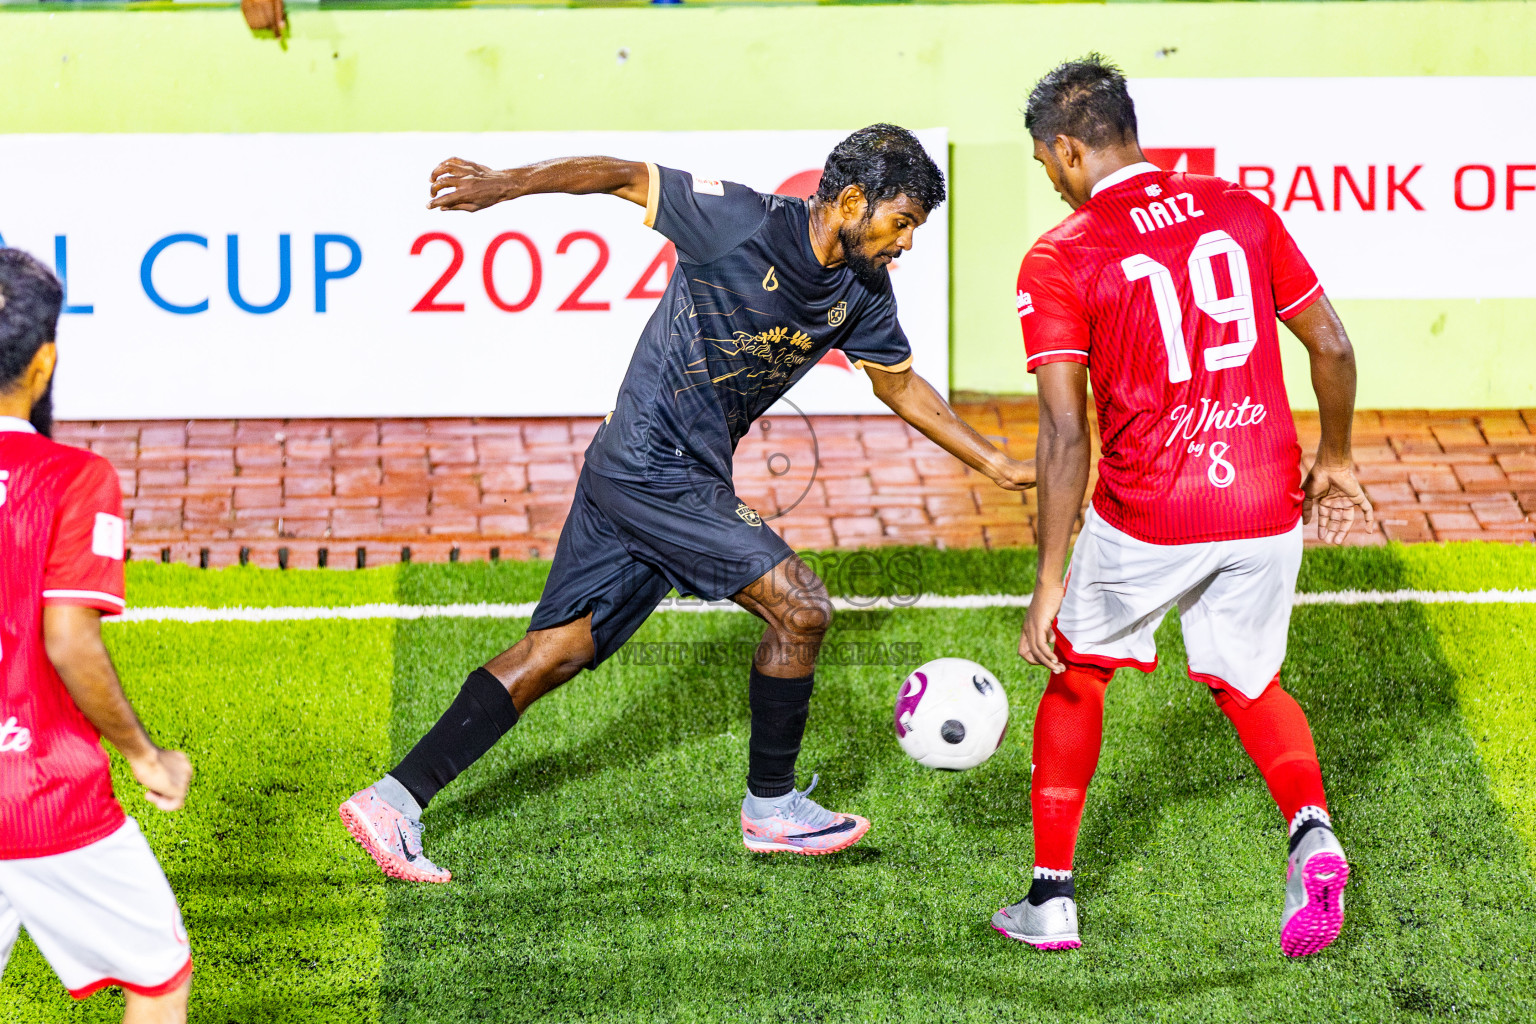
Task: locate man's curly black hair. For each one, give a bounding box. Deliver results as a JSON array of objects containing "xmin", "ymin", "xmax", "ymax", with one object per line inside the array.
[{"xmin": 814, "ymin": 124, "xmax": 946, "ymax": 213}]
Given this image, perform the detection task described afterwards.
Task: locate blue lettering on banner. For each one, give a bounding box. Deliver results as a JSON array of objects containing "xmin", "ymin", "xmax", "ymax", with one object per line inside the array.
[
  {"xmin": 141, "ymin": 234, "xmax": 209, "ymax": 315},
  {"xmin": 227, "ymin": 234, "xmax": 291, "ymax": 315},
  {"xmin": 314, "ymin": 234, "xmax": 362, "ymax": 313},
  {"xmin": 54, "ymin": 235, "xmax": 94, "ymax": 315}
]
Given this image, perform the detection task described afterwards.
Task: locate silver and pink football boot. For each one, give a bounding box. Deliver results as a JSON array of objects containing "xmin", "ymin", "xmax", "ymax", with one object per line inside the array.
[
  {"xmin": 740, "ymin": 775, "xmax": 869, "ymax": 855},
  {"xmin": 1281, "ymin": 821, "xmax": 1350, "ymax": 957},
  {"xmin": 339, "ymin": 784, "xmax": 451, "ymax": 884}
]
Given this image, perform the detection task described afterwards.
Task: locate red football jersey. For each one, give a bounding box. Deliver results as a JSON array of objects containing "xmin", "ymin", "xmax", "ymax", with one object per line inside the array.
[
  {"xmin": 0, "ymin": 419, "xmax": 129, "ymax": 858},
  {"xmin": 1017, "ymin": 164, "xmax": 1322, "ymax": 544}
]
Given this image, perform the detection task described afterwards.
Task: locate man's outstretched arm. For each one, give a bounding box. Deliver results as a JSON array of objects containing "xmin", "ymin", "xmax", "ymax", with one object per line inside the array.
[
  {"xmin": 1018, "ymin": 360, "xmax": 1091, "ymax": 674},
  {"xmin": 43, "ymin": 604, "xmax": 192, "ymax": 812},
  {"xmin": 866, "ymin": 365, "xmax": 1034, "ymax": 491},
  {"xmin": 1284, "ymin": 296, "xmax": 1374, "ymax": 545},
  {"xmin": 428, "ymin": 156, "xmax": 650, "ymax": 212}
]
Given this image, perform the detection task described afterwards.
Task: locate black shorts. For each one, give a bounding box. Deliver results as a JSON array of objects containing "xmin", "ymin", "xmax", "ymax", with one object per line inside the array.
[{"xmin": 527, "ymin": 463, "xmax": 793, "ymax": 667}]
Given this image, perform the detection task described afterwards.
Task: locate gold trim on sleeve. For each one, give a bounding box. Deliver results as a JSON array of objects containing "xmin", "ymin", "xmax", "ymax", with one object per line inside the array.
[
  {"xmin": 643, "ymin": 162, "xmax": 661, "ymax": 229},
  {"xmin": 852, "ymin": 355, "xmax": 915, "ymax": 373}
]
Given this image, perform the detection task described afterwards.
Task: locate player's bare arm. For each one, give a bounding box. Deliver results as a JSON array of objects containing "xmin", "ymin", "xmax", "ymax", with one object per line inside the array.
[
  {"xmin": 1285, "ymin": 296, "xmax": 1374, "ymax": 545},
  {"xmin": 867, "ymin": 365, "xmax": 1035, "ymax": 491},
  {"xmin": 428, "ymin": 155, "xmax": 650, "ymax": 212},
  {"xmin": 42, "ymin": 605, "xmax": 193, "ymax": 812},
  {"xmin": 1018, "ymin": 360, "xmax": 1090, "ymax": 674}
]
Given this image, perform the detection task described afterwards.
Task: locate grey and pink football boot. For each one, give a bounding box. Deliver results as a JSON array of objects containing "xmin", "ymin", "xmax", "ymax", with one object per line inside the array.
[
  {"xmin": 1281, "ymin": 821, "xmax": 1350, "ymax": 957},
  {"xmin": 740, "ymin": 775, "xmax": 869, "ymax": 855},
  {"xmin": 339, "ymin": 784, "xmax": 451, "ymax": 884}
]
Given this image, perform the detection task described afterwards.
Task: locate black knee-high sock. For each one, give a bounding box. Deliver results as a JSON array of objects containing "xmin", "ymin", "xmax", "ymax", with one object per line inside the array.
[
  {"xmin": 390, "ymin": 668, "xmax": 519, "ymax": 809},
  {"xmin": 747, "ymin": 666, "xmax": 814, "ymax": 798}
]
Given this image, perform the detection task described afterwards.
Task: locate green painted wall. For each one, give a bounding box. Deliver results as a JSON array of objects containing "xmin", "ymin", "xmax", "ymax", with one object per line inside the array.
[{"xmin": 3, "ymin": 3, "xmax": 1535, "ymax": 409}]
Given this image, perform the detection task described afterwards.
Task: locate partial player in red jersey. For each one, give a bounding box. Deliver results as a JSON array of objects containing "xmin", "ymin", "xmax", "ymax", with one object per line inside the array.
[
  {"xmin": 0, "ymin": 250, "xmax": 194, "ymax": 1021},
  {"xmin": 990, "ymin": 57, "xmax": 1373, "ymax": 958}
]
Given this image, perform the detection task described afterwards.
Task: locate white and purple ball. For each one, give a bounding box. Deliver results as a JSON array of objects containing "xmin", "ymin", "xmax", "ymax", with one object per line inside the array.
[{"xmin": 893, "ymin": 658, "xmax": 1010, "ymax": 770}]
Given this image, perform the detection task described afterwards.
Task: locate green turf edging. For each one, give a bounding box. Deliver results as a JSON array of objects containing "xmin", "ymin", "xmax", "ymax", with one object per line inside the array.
[{"xmin": 126, "ymin": 562, "xmax": 398, "ymax": 608}]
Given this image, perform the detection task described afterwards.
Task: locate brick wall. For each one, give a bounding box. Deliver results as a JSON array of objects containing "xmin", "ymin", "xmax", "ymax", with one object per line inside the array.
[{"xmin": 53, "ymin": 401, "xmax": 1536, "ymax": 569}]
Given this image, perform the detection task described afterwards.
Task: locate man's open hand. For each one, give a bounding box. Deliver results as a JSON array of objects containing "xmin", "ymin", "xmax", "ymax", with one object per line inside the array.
[
  {"xmin": 429, "ymin": 158, "xmax": 517, "ymax": 212},
  {"xmin": 131, "ymin": 748, "xmax": 193, "ymax": 812},
  {"xmin": 241, "ymin": 0, "xmax": 286, "ymax": 38},
  {"xmin": 1302, "ymin": 462, "xmax": 1374, "ymax": 545}
]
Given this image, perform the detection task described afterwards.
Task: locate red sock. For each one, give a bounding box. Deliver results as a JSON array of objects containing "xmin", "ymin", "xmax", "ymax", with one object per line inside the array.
[
  {"xmin": 1031, "ymin": 662, "xmax": 1114, "ymax": 872},
  {"xmin": 1212, "ymin": 678, "xmax": 1328, "ymax": 826}
]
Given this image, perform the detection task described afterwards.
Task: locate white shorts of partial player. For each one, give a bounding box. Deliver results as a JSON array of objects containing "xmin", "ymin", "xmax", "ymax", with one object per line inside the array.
[
  {"xmin": 1056, "ymin": 506, "xmax": 1304, "ymax": 703},
  {"xmin": 0, "ymin": 818, "xmax": 191, "ymax": 1000}
]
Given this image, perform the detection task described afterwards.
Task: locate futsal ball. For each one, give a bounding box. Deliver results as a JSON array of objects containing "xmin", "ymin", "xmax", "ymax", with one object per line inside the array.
[{"xmin": 893, "ymin": 658, "xmax": 1009, "ymax": 770}]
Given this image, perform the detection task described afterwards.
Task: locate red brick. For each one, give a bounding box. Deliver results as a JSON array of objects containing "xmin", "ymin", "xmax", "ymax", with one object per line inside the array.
[
  {"xmin": 331, "ymin": 509, "xmax": 384, "ymax": 535},
  {"xmin": 1429, "ymin": 511, "xmax": 1480, "ymax": 532},
  {"xmin": 1354, "ymin": 463, "xmax": 1412, "ymax": 483},
  {"xmin": 1472, "ymin": 500, "xmax": 1527, "ymax": 525},
  {"xmin": 335, "ymin": 467, "xmax": 383, "ymax": 496},
  {"xmin": 276, "ymin": 518, "xmax": 331, "ymax": 539},
  {"xmin": 1431, "ymin": 424, "xmax": 1487, "ymax": 451},
  {"xmin": 527, "ymin": 461, "xmax": 577, "ymax": 485},
  {"xmin": 985, "ymin": 524, "xmax": 1036, "ymax": 548},
  {"xmin": 428, "ymin": 442, "xmax": 478, "ymax": 466},
  {"xmin": 878, "ymin": 506, "xmax": 930, "ymax": 526},
  {"xmin": 1408, "ymin": 471, "xmax": 1461, "ymax": 493},
  {"xmin": 523, "ymin": 422, "xmax": 572, "ymax": 447},
  {"xmin": 91, "ymin": 440, "xmax": 139, "ymax": 461},
  {"xmin": 285, "ymin": 475, "xmax": 334, "ymax": 498},
  {"xmin": 480, "ymin": 514, "xmax": 532, "ymax": 534},
  {"xmin": 234, "ymin": 486, "xmax": 283, "ymax": 509},
  {"xmin": 427, "ymin": 514, "xmax": 480, "ymax": 534},
  {"xmin": 478, "ymin": 466, "xmax": 528, "ymax": 492},
  {"xmin": 234, "ymin": 444, "xmax": 285, "ymax": 467},
  {"xmin": 781, "ymin": 525, "xmax": 835, "ymax": 549},
  {"xmin": 925, "ymin": 495, "xmax": 976, "ymax": 517},
  {"xmin": 381, "ymin": 495, "xmax": 428, "ymax": 516},
  {"xmin": 430, "ymin": 481, "xmax": 480, "ymax": 505},
  {"xmin": 1453, "ymin": 463, "xmax": 1509, "ymax": 491},
  {"xmin": 1436, "ymin": 528, "xmax": 1535, "ymax": 542}
]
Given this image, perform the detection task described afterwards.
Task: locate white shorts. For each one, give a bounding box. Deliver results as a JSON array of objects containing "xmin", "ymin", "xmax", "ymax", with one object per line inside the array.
[
  {"xmin": 0, "ymin": 818, "xmax": 191, "ymax": 1000},
  {"xmin": 1055, "ymin": 506, "xmax": 1303, "ymax": 703}
]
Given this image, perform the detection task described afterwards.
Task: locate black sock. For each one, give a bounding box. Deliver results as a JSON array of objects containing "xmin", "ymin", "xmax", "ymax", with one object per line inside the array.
[
  {"xmin": 1027, "ymin": 874, "xmax": 1076, "ymax": 906},
  {"xmin": 390, "ymin": 667, "xmax": 519, "ymax": 809},
  {"xmin": 1288, "ymin": 816, "xmax": 1332, "ymax": 855},
  {"xmin": 746, "ymin": 666, "xmax": 814, "ymax": 798}
]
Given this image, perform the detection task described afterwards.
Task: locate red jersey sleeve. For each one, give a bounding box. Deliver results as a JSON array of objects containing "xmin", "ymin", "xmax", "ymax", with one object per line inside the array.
[
  {"xmin": 1016, "ymin": 240, "xmax": 1089, "ymax": 373},
  {"xmin": 1259, "ymin": 200, "xmax": 1323, "ymax": 321},
  {"xmin": 43, "ymin": 455, "xmax": 127, "ymax": 616}
]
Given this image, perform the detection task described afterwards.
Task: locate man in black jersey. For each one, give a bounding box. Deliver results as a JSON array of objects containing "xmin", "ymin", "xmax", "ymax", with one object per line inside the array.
[{"xmin": 341, "ymin": 126, "xmax": 1034, "ymax": 881}]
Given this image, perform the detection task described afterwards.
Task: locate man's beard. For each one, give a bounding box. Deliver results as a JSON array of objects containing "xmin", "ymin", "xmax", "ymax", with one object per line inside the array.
[
  {"xmin": 837, "ymin": 221, "xmax": 891, "ymax": 288},
  {"xmin": 29, "ymin": 377, "xmax": 53, "ymax": 438}
]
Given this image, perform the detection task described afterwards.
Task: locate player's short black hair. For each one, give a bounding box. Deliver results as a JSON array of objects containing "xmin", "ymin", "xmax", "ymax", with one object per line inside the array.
[
  {"xmin": 1025, "ymin": 53, "xmax": 1139, "ymax": 149},
  {"xmin": 0, "ymin": 248, "xmax": 63, "ymax": 391},
  {"xmin": 815, "ymin": 124, "xmax": 946, "ymax": 214}
]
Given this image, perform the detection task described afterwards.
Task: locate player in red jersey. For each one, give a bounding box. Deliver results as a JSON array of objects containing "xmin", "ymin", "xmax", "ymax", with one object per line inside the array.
[
  {"xmin": 989, "ymin": 57, "xmax": 1373, "ymax": 957},
  {"xmin": 0, "ymin": 250, "xmax": 194, "ymax": 1020}
]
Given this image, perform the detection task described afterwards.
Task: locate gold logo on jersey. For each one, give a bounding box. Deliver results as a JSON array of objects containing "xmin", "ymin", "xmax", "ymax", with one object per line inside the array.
[
  {"xmin": 762, "ymin": 266, "xmax": 779, "ymax": 292},
  {"xmin": 827, "ymin": 301, "xmax": 847, "ymax": 327},
  {"xmin": 735, "ymin": 503, "xmax": 763, "ymax": 527}
]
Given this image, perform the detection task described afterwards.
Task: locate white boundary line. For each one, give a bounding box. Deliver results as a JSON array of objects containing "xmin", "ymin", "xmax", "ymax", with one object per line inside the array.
[{"xmin": 116, "ymin": 589, "xmax": 1536, "ymax": 624}]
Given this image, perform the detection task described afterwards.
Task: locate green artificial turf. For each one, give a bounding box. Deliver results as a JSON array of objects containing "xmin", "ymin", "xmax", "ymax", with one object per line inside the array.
[
  {"xmin": 5, "ymin": 545, "xmax": 1534, "ymax": 1022},
  {"xmin": 0, "ymin": 621, "xmax": 393, "ymax": 1023}
]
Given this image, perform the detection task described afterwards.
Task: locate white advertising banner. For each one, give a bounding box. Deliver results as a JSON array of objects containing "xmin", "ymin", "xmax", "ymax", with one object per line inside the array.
[
  {"xmin": 0, "ymin": 130, "xmax": 949, "ymax": 419},
  {"xmin": 1129, "ymin": 78, "xmax": 1536, "ymax": 300}
]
